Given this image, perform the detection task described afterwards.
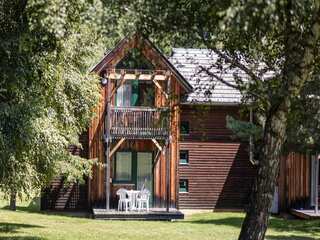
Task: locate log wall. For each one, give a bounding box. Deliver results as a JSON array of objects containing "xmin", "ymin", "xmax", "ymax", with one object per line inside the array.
[
  {"xmin": 178, "ymin": 105, "xmax": 256, "ymax": 209},
  {"xmin": 278, "ymin": 152, "xmax": 311, "ymax": 211},
  {"xmin": 88, "ymin": 35, "xmax": 181, "ymax": 208},
  {"xmin": 41, "ymin": 133, "xmax": 89, "ymax": 210}
]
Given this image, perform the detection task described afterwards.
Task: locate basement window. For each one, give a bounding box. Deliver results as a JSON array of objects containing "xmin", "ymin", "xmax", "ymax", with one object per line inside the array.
[
  {"xmin": 179, "ymin": 179, "xmax": 189, "ymax": 193},
  {"xmin": 179, "ymin": 150, "xmax": 189, "ymax": 165}
]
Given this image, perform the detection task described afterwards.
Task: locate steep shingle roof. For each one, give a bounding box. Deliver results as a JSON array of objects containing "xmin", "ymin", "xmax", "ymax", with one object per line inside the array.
[{"xmin": 169, "ymin": 48, "xmax": 245, "ymax": 104}]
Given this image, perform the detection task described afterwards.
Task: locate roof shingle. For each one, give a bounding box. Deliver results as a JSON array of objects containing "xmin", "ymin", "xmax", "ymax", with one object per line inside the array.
[{"xmin": 169, "ymin": 48, "xmax": 245, "ymax": 104}]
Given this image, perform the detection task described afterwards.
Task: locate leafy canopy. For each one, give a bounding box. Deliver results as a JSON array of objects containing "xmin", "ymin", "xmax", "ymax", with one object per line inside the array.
[{"xmin": 0, "ymin": 0, "xmax": 107, "ymax": 196}]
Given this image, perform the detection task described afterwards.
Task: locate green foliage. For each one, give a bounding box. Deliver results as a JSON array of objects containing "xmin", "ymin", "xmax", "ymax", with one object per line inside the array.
[
  {"xmin": 226, "ymin": 116, "xmax": 262, "ymax": 142},
  {"xmin": 286, "ymin": 79, "xmax": 320, "ymax": 152},
  {"xmin": 0, "ymin": 0, "xmax": 105, "ymax": 197},
  {"xmin": 108, "ymin": 0, "xmax": 320, "ymax": 152}
]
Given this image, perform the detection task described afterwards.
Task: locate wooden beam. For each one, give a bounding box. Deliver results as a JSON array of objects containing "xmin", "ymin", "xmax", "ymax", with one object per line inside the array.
[
  {"xmin": 108, "ymin": 73, "xmax": 121, "ymax": 80},
  {"xmin": 110, "ymin": 71, "xmax": 126, "ymax": 99},
  {"xmin": 152, "ymin": 149, "xmax": 161, "ymax": 170},
  {"xmin": 152, "ymin": 138, "xmax": 163, "ymax": 152},
  {"xmin": 154, "ymin": 74, "xmax": 167, "ymax": 81},
  {"xmin": 110, "ymin": 138, "xmax": 126, "ymax": 157},
  {"xmin": 153, "ymin": 77, "xmax": 169, "ymax": 99},
  {"xmin": 108, "ymin": 71, "xmax": 168, "ymax": 81},
  {"xmin": 139, "ymin": 74, "xmax": 152, "ymax": 80}
]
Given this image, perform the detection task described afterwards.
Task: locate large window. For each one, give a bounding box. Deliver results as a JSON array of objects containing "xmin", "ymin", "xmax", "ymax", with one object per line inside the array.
[
  {"xmin": 116, "ymin": 83, "xmax": 132, "ymax": 107},
  {"xmin": 115, "ymin": 48, "xmax": 155, "ymax": 108},
  {"xmin": 113, "ymin": 151, "xmax": 153, "ymax": 190},
  {"xmin": 115, "ymin": 80, "xmax": 154, "ymax": 107},
  {"xmin": 114, "ymin": 152, "xmax": 132, "ymax": 182}
]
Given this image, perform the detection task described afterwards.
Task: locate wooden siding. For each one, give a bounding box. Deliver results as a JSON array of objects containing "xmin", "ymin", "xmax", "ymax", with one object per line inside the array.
[
  {"xmin": 41, "ymin": 133, "xmax": 89, "ymax": 210},
  {"xmin": 278, "ymin": 152, "xmax": 311, "ymax": 212},
  {"xmin": 178, "ymin": 105, "xmax": 256, "ymax": 209},
  {"xmin": 41, "ymin": 177, "xmax": 88, "ymax": 210},
  {"xmin": 88, "ymin": 86, "xmax": 107, "ymax": 206},
  {"xmin": 88, "ymin": 35, "xmax": 181, "ymax": 208}
]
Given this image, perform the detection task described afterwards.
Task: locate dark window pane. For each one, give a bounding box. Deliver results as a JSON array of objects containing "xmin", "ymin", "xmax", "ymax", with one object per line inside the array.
[
  {"xmin": 115, "ymin": 152, "xmax": 132, "ymax": 181},
  {"xmin": 116, "ymin": 48, "xmax": 154, "ymax": 70},
  {"xmin": 180, "ymin": 121, "xmax": 189, "ymax": 135},
  {"xmin": 179, "ymin": 179, "xmax": 188, "ymax": 193},
  {"xmin": 179, "ymin": 150, "xmax": 189, "ymax": 164}
]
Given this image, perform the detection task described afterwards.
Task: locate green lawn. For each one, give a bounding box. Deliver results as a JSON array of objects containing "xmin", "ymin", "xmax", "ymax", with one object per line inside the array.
[{"xmin": 0, "ymin": 198, "xmax": 319, "ymax": 240}]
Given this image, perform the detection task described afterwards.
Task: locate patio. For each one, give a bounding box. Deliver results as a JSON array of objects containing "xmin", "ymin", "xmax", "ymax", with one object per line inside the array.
[
  {"xmin": 290, "ymin": 209, "xmax": 320, "ymax": 220},
  {"xmin": 92, "ymin": 208, "xmax": 184, "ymax": 220}
]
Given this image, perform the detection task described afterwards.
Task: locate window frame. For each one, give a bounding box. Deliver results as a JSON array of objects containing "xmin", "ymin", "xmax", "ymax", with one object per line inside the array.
[
  {"xmin": 113, "ymin": 151, "xmax": 134, "ymax": 184},
  {"xmin": 180, "ymin": 121, "xmax": 190, "ymax": 135},
  {"xmin": 179, "ymin": 179, "xmax": 189, "ymax": 193},
  {"xmin": 179, "ymin": 150, "xmax": 189, "ymax": 165},
  {"xmin": 113, "ymin": 150, "xmax": 154, "ymax": 186}
]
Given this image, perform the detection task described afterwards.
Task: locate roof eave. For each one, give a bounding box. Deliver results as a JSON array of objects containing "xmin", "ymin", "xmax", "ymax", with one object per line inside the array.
[{"xmin": 89, "ymin": 33, "xmax": 194, "ymax": 93}]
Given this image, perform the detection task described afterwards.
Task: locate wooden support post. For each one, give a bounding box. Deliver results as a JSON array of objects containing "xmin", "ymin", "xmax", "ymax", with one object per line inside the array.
[
  {"xmin": 110, "ymin": 70, "xmax": 126, "ymax": 99},
  {"xmin": 165, "ymin": 73, "xmax": 172, "ymax": 212},
  {"xmin": 105, "ymin": 77, "xmax": 112, "ymax": 211},
  {"xmin": 165, "ymin": 139, "xmax": 170, "ymax": 212}
]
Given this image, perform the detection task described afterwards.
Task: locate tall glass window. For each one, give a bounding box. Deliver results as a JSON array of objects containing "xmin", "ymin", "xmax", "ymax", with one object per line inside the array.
[{"xmin": 115, "ymin": 152, "xmax": 132, "ymax": 181}]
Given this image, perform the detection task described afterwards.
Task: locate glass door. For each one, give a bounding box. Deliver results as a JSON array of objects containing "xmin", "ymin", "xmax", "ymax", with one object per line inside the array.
[{"xmin": 136, "ymin": 152, "xmax": 153, "ymax": 203}]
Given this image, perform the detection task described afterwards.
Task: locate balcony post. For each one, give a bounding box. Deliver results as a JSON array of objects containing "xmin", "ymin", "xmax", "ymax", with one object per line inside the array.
[
  {"xmin": 166, "ymin": 73, "xmax": 172, "ymax": 212},
  {"xmin": 105, "ymin": 77, "xmax": 112, "ymax": 211}
]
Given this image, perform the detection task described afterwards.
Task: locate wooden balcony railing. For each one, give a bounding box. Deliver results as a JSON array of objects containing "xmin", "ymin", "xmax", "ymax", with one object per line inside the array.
[{"xmin": 109, "ymin": 107, "xmax": 169, "ymax": 139}]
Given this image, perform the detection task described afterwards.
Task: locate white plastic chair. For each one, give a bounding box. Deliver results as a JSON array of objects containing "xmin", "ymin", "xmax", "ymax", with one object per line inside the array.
[
  {"xmin": 116, "ymin": 188, "xmax": 131, "ymax": 212},
  {"xmin": 136, "ymin": 189, "xmax": 150, "ymax": 212}
]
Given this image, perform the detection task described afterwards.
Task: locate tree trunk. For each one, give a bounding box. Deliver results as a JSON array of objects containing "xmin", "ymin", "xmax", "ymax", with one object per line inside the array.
[
  {"xmin": 9, "ymin": 191, "xmax": 17, "ymax": 211},
  {"xmin": 239, "ymin": 101, "xmax": 289, "ymax": 240}
]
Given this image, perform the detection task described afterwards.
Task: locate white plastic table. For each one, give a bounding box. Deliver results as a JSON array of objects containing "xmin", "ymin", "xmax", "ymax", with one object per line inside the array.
[{"xmin": 126, "ymin": 190, "xmax": 140, "ymax": 211}]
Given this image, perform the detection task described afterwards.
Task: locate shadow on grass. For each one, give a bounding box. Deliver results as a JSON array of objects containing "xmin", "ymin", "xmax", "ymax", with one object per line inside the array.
[
  {"xmin": 184, "ymin": 217, "xmax": 243, "ymax": 226},
  {"xmin": 0, "ymin": 222, "xmax": 43, "ymax": 233},
  {"xmin": 0, "ymin": 236, "xmax": 46, "ymax": 240},
  {"xmin": 1, "ymin": 197, "xmax": 40, "ymax": 214},
  {"xmin": 183, "ymin": 216, "xmax": 320, "ymax": 236},
  {"xmin": 266, "ymin": 236, "xmax": 316, "ymax": 240},
  {"xmin": 1, "ymin": 197, "xmax": 89, "ymax": 219}
]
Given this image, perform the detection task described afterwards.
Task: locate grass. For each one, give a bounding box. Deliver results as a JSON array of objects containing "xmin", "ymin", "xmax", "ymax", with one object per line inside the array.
[{"xmin": 0, "ymin": 198, "xmax": 319, "ymax": 240}]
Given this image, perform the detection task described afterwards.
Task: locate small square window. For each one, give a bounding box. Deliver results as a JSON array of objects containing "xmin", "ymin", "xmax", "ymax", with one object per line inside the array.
[
  {"xmin": 180, "ymin": 121, "xmax": 190, "ymax": 135},
  {"xmin": 179, "ymin": 179, "xmax": 189, "ymax": 193},
  {"xmin": 179, "ymin": 150, "xmax": 189, "ymax": 165}
]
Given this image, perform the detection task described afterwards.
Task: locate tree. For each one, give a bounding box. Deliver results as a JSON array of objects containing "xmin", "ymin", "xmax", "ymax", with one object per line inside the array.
[
  {"xmin": 107, "ymin": 1, "xmax": 320, "ymax": 239},
  {"xmin": 0, "ymin": 0, "xmax": 106, "ymax": 209}
]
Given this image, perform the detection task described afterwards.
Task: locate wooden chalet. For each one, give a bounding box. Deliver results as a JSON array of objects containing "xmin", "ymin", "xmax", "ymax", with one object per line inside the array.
[{"xmin": 41, "ymin": 34, "xmax": 319, "ymax": 219}]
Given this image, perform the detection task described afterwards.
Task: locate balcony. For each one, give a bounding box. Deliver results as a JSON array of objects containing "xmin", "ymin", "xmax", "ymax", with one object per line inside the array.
[{"xmin": 109, "ymin": 107, "xmax": 169, "ymax": 139}]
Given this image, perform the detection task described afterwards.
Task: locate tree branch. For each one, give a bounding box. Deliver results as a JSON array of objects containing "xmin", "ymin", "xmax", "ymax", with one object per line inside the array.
[
  {"xmin": 211, "ymin": 49, "xmax": 263, "ymax": 84},
  {"xmin": 198, "ymin": 65, "xmax": 241, "ymax": 90}
]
